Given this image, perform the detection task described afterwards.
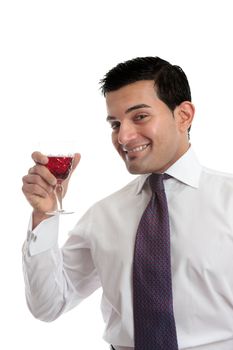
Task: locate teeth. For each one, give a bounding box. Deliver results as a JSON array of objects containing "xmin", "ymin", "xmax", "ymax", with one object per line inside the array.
[{"xmin": 126, "ymin": 144, "xmax": 148, "ymax": 153}]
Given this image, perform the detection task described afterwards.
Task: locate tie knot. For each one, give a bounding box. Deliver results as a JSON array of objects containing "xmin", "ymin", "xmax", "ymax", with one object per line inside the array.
[{"xmin": 149, "ymin": 173, "xmax": 170, "ymax": 192}]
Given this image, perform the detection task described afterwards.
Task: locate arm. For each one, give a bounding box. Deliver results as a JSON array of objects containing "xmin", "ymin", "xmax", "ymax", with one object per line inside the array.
[
  {"xmin": 22, "ymin": 210, "xmax": 101, "ymax": 322},
  {"xmin": 22, "ymin": 152, "xmax": 100, "ymax": 321}
]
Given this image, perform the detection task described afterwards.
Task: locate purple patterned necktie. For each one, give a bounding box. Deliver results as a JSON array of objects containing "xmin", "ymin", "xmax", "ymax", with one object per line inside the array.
[{"xmin": 133, "ymin": 173, "xmax": 178, "ymax": 350}]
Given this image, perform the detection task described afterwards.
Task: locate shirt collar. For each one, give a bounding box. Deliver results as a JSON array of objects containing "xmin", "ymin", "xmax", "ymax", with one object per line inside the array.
[
  {"xmin": 136, "ymin": 146, "xmax": 202, "ymax": 194},
  {"xmin": 165, "ymin": 147, "xmax": 202, "ymax": 188}
]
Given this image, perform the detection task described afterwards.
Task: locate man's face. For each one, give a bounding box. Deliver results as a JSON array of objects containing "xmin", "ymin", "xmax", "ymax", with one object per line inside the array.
[{"xmin": 106, "ymin": 80, "xmax": 191, "ymax": 174}]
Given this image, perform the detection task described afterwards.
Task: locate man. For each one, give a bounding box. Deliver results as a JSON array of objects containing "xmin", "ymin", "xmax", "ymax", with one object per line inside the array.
[{"xmin": 22, "ymin": 57, "xmax": 233, "ymax": 350}]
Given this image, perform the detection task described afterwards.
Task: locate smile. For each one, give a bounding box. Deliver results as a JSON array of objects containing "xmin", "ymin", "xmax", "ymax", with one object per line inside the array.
[{"xmin": 124, "ymin": 144, "xmax": 150, "ymax": 154}]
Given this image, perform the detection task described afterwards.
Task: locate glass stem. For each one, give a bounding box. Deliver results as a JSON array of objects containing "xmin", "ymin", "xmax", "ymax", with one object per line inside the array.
[{"xmin": 56, "ymin": 182, "xmax": 64, "ymax": 212}]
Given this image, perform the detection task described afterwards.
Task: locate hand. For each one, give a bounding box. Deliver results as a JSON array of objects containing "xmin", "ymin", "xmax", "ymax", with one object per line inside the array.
[{"xmin": 22, "ymin": 151, "xmax": 81, "ymax": 228}]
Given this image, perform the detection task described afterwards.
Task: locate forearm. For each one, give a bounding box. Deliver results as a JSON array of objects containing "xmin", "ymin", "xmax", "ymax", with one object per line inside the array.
[
  {"xmin": 22, "ymin": 211, "xmax": 101, "ymax": 321},
  {"xmin": 22, "ymin": 216, "xmax": 79, "ymax": 321},
  {"xmin": 32, "ymin": 210, "xmax": 52, "ymax": 230},
  {"xmin": 23, "ymin": 247, "xmax": 67, "ymax": 321}
]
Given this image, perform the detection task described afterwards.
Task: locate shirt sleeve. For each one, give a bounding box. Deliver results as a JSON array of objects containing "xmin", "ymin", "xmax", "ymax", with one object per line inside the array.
[
  {"xmin": 22, "ymin": 208, "xmax": 101, "ymax": 322},
  {"xmin": 23, "ymin": 214, "xmax": 59, "ymax": 256}
]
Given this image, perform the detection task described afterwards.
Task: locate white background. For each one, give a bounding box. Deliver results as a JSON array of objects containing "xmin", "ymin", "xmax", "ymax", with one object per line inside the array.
[{"xmin": 1, "ymin": 0, "xmax": 233, "ymax": 349}]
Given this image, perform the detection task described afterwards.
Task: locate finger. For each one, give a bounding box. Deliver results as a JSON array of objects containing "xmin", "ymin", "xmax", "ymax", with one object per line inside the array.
[
  {"xmin": 22, "ymin": 183, "xmax": 51, "ymax": 199},
  {"xmin": 28, "ymin": 164, "xmax": 57, "ymax": 186},
  {"xmin": 71, "ymin": 153, "xmax": 81, "ymax": 173},
  {"xmin": 31, "ymin": 151, "xmax": 48, "ymax": 165},
  {"xmin": 23, "ymin": 174, "xmax": 54, "ymax": 194}
]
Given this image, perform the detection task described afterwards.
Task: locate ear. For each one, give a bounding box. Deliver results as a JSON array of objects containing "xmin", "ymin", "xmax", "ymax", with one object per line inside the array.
[{"xmin": 174, "ymin": 101, "xmax": 195, "ymax": 134}]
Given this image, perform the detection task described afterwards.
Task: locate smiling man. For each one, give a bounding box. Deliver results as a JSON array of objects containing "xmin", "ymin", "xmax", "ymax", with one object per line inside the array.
[
  {"xmin": 105, "ymin": 79, "xmax": 194, "ymax": 175},
  {"xmin": 22, "ymin": 57, "xmax": 233, "ymax": 350}
]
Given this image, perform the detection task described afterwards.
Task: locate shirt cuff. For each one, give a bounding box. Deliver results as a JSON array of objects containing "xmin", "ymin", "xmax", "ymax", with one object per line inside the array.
[{"xmin": 25, "ymin": 214, "xmax": 59, "ymax": 256}]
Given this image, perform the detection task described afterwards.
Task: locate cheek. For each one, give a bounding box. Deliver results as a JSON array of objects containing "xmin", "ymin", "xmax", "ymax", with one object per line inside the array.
[
  {"xmin": 146, "ymin": 122, "xmax": 164, "ymax": 144},
  {"xmin": 111, "ymin": 133, "xmax": 119, "ymax": 149},
  {"xmin": 150, "ymin": 119, "xmax": 179, "ymax": 147}
]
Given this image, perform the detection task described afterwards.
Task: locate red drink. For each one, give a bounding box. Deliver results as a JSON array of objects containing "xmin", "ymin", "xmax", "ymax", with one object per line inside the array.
[{"xmin": 46, "ymin": 156, "xmax": 73, "ymax": 182}]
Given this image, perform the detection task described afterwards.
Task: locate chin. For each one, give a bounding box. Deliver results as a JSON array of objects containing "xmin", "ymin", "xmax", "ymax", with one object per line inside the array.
[{"xmin": 125, "ymin": 162, "xmax": 150, "ymax": 175}]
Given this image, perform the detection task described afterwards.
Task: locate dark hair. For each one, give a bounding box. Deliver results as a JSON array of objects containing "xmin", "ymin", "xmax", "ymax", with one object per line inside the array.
[
  {"xmin": 100, "ymin": 56, "xmax": 191, "ymax": 108},
  {"xmin": 100, "ymin": 56, "xmax": 192, "ymax": 135}
]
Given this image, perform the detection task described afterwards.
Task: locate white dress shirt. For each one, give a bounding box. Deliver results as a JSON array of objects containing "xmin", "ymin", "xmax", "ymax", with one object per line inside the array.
[{"xmin": 22, "ymin": 148, "xmax": 233, "ymax": 349}]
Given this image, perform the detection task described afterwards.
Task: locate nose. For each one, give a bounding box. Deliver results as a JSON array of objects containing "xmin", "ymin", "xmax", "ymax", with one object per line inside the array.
[{"xmin": 117, "ymin": 121, "xmax": 138, "ymax": 145}]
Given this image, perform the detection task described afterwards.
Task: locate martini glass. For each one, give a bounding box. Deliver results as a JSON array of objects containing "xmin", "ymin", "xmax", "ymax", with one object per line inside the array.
[{"xmin": 40, "ymin": 140, "xmax": 75, "ymax": 215}]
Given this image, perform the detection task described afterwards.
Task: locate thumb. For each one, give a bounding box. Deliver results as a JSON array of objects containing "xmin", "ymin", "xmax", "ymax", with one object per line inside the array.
[
  {"xmin": 62, "ymin": 153, "xmax": 81, "ymax": 197},
  {"xmin": 71, "ymin": 153, "xmax": 81, "ymax": 173}
]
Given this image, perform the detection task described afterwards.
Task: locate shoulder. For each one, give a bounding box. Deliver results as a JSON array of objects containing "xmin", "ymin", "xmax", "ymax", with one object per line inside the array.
[
  {"xmin": 202, "ymin": 166, "xmax": 233, "ymax": 180},
  {"xmin": 70, "ymin": 175, "xmax": 148, "ymax": 238},
  {"xmin": 74, "ymin": 175, "xmax": 148, "ymax": 224},
  {"xmin": 201, "ymin": 166, "xmax": 233, "ymax": 191},
  {"xmin": 96, "ymin": 174, "xmax": 148, "ymax": 206},
  {"xmin": 73, "ymin": 175, "xmax": 147, "ymax": 232}
]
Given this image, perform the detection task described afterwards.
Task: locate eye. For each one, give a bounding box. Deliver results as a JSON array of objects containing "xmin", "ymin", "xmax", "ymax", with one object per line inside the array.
[
  {"xmin": 134, "ymin": 114, "xmax": 148, "ymax": 122},
  {"xmin": 110, "ymin": 121, "xmax": 121, "ymax": 130}
]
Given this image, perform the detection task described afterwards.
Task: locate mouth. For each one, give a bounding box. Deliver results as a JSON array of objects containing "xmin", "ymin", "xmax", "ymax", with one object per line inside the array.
[{"xmin": 122, "ymin": 144, "xmax": 150, "ymax": 157}]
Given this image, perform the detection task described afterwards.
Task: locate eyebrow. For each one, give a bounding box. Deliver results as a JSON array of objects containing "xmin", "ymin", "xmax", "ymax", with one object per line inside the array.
[{"xmin": 106, "ymin": 103, "xmax": 151, "ymax": 121}]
